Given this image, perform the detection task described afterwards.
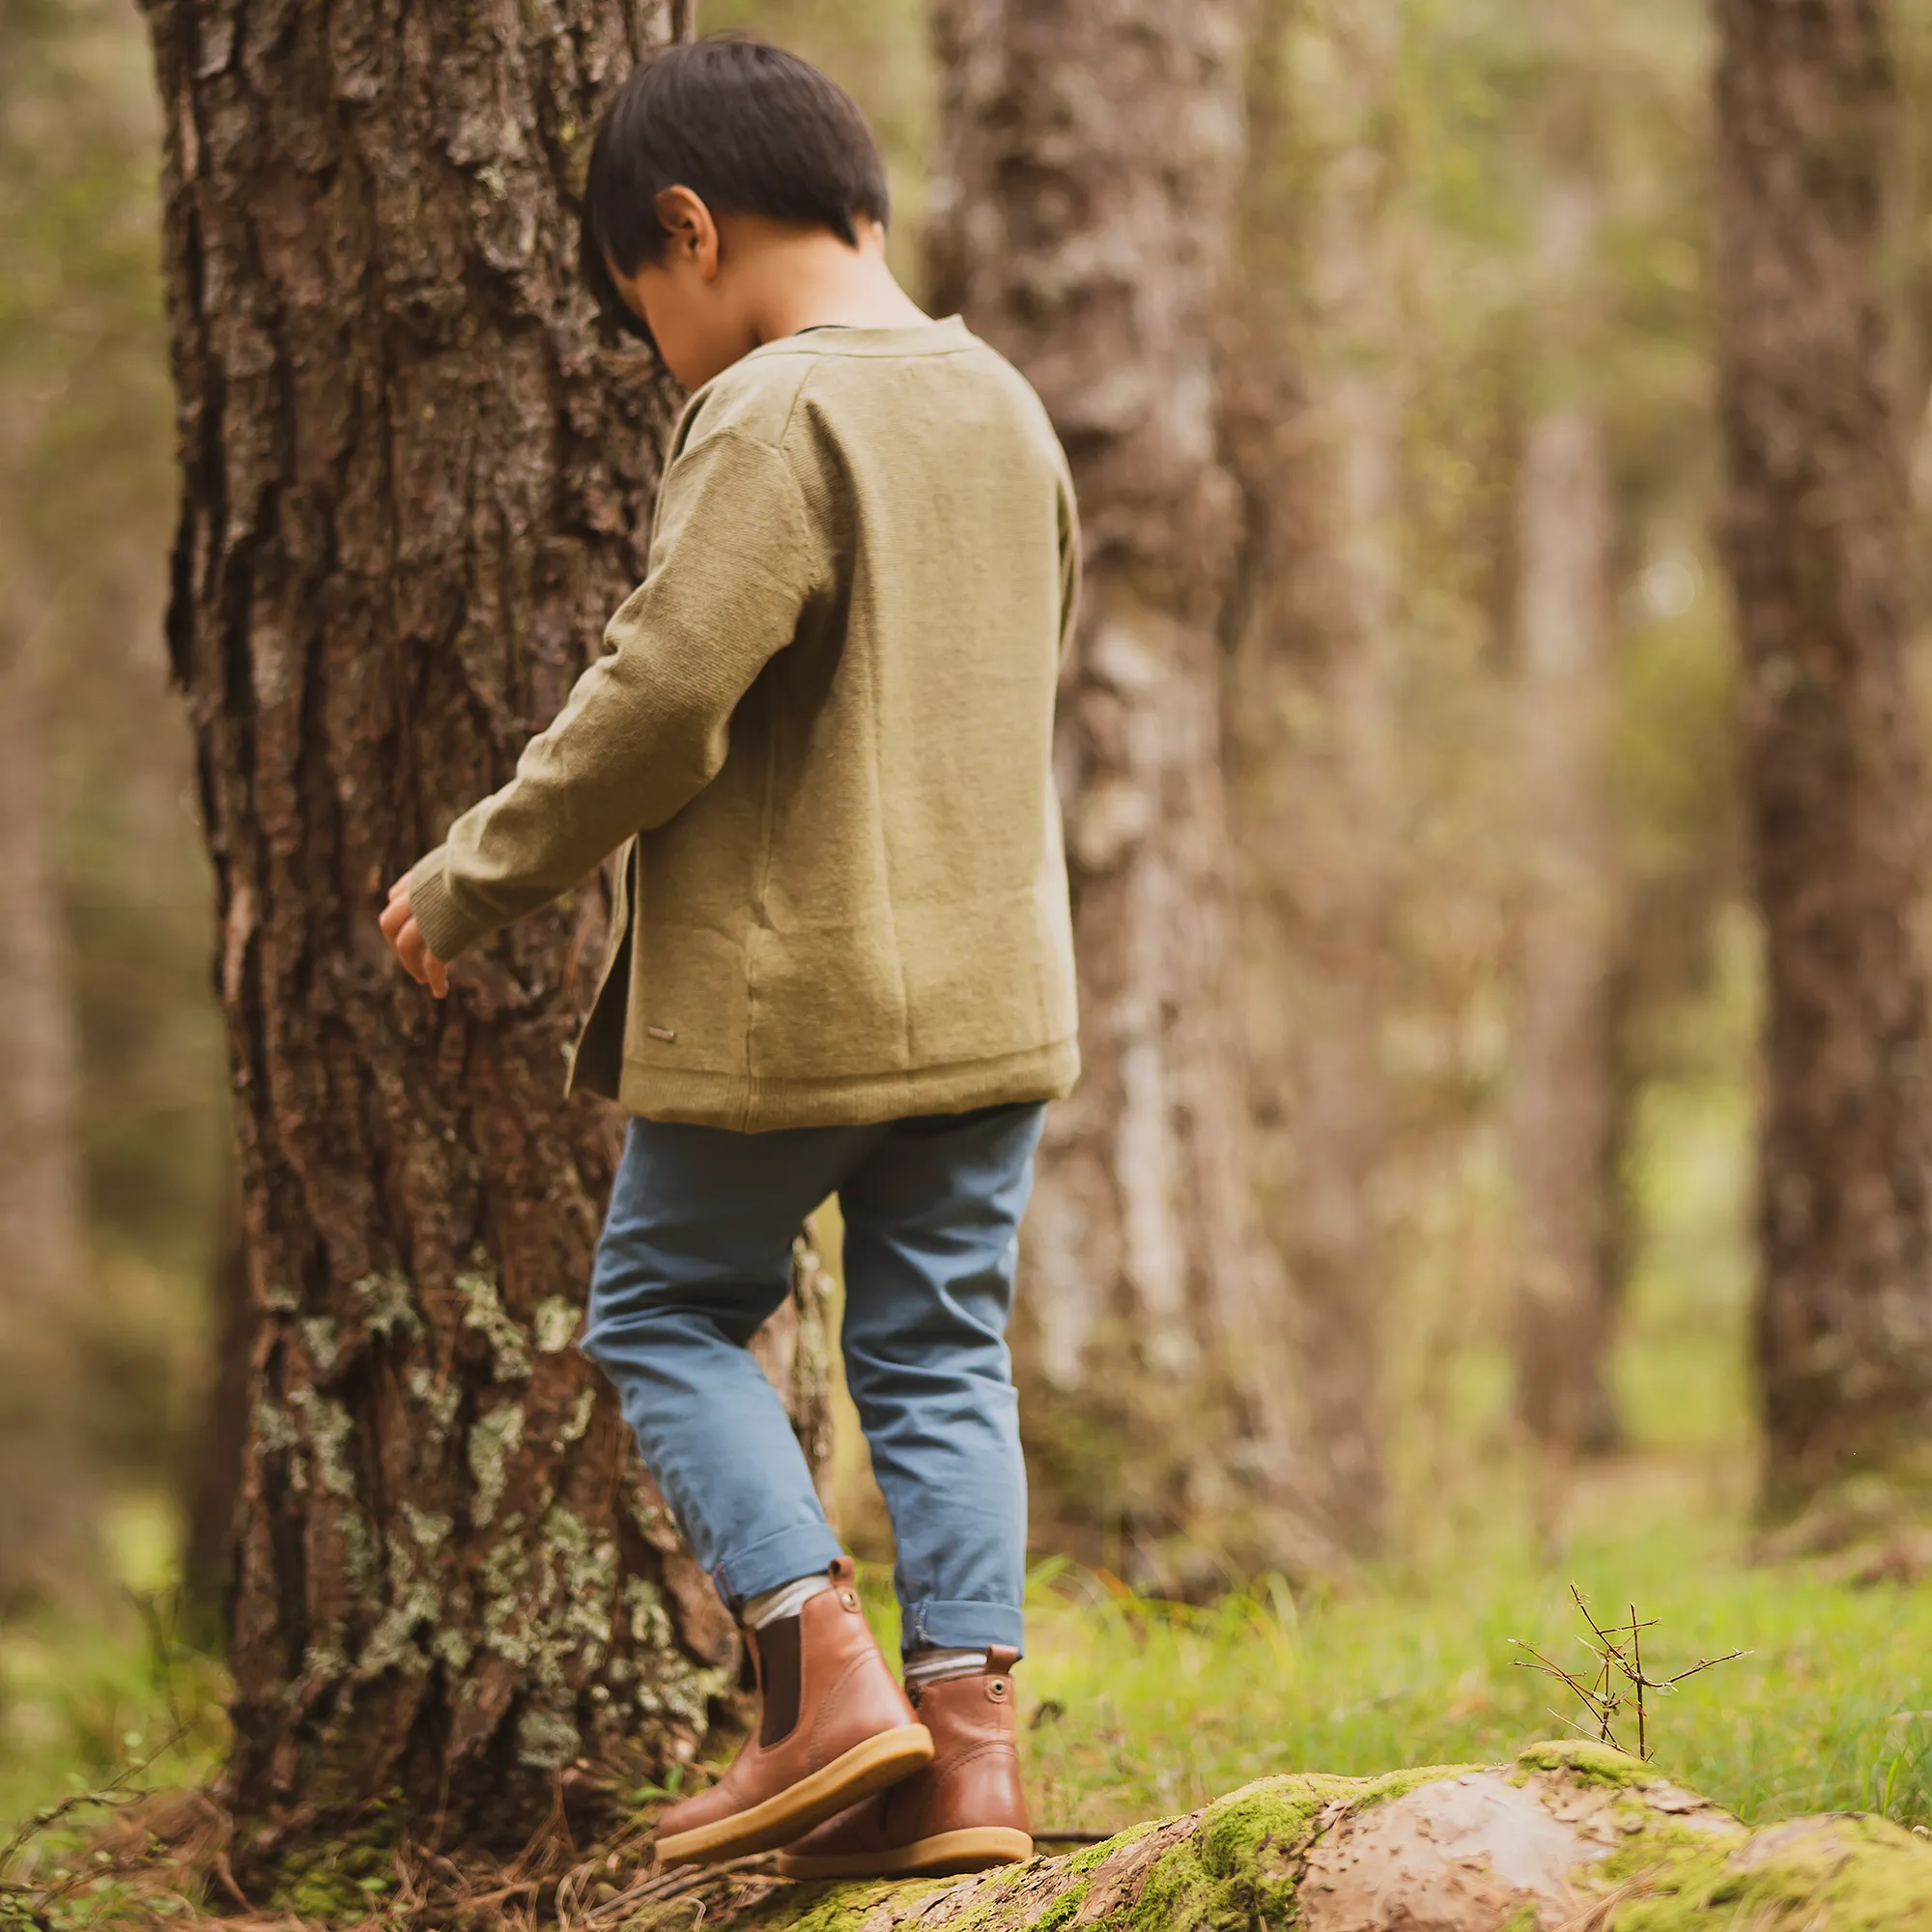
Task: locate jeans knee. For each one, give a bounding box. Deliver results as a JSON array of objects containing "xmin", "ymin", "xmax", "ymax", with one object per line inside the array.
[
  {"xmin": 583, "ymin": 1279, "xmax": 787, "ymax": 1362},
  {"xmin": 844, "ymin": 1319, "xmax": 1010, "ymax": 1379}
]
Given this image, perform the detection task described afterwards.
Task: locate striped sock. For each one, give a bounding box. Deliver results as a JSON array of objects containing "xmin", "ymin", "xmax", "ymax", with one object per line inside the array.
[
  {"xmin": 742, "ymin": 1573, "xmax": 833, "ymax": 1630},
  {"xmin": 903, "ymin": 1646, "xmax": 989, "ymax": 1690}
]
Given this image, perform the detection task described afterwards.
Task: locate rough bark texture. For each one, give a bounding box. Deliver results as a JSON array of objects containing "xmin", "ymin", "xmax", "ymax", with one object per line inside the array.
[
  {"xmin": 1509, "ymin": 158, "xmax": 1625, "ymax": 1460},
  {"xmin": 143, "ymin": 0, "xmax": 832, "ymax": 1846},
  {"xmin": 607, "ymin": 1742, "xmax": 1932, "ymax": 1931},
  {"xmin": 927, "ymin": 0, "xmax": 1337, "ymax": 1594},
  {"xmin": 1223, "ymin": 0, "xmax": 1399, "ymax": 1558},
  {"xmin": 181, "ymin": 1196, "xmax": 253, "ymax": 1646},
  {"xmin": 1713, "ymin": 0, "xmax": 1932, "ymax": 1517}
]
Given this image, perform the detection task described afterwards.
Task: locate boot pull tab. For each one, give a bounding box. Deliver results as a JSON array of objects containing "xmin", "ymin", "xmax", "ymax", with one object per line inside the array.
[
  {"xmin": 829, "ymin": 1553, "xmax": 863, "ymax": 1614},
  {"xmin": 985, "ymin": 1644, "xmax": 1020, "ymax": 1702}
]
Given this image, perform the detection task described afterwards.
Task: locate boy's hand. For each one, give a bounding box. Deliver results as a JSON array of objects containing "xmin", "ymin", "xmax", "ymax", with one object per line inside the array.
[{"xmin": 381, "ymin": 875, "xmax": 450, "ymax": 998}]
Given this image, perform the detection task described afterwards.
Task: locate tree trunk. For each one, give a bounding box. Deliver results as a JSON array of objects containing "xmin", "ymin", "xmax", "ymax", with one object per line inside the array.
[
  {"xmin": 180, "ymin": 1184, "xmax": 250, "ymax": 1649},
  {"xmin": 1713, "ymin": 0, "xmax": 1932, "ymax": 1518},
  {"xmin": 927, "ymin": 0, "xmax": 1338, "ymax": 1593},
  {"xmin": 143, "ymin": 0, "xmax": 830, "ymax": 1850},
  {"xmin": 1222, "ymin": 0, "xmax": 1400, "ymax": 1559},
  {"xmin": 1509, "ymin": 157, "xmax": 1625, "ymax": 1461},
  {"xmin": 602, "ymin": 1742, "xmax": 1932, "ymax": 1931}
]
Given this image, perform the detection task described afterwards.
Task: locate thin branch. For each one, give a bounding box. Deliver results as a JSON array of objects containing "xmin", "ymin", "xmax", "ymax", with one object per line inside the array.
[
  {"xmin": 1631, "ymin": 1603, "xmax": 1645, "ymax": 1761},
  {"xmin": 0, "ymin": 1722, "xmax": 192, "ymax": 1879},
  {"xmin": 1512, "ymin": 1590, "xmax": 1744, "ymax": 1763},
  {"xmin": 1509, "ymin": 1639, "xmax": 1610, "ymax": 1713},
  {"xmin": 1662, "ymin": 1650, "xmax": 1749, "ymax": 1686},
  {"xmin": 1543, "ymin": 1706, "xmax": 1608, "ymax": 1744}
]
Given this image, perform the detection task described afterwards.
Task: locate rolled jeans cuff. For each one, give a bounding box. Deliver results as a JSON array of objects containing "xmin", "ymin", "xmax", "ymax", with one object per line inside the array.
[
  {"xmin": 712, "ymin": 1522, "xmax": 845, "ymax": 1611},
  {"xmin": 902, "ymin": 1596, "xmax": 1025, "ymax": 1657}
]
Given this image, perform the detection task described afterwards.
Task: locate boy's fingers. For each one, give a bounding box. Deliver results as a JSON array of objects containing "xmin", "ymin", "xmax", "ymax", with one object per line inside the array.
[
  {"xmin": 387, "ymin": 874, "xmax": 412, "ymax": 902},
  {"xmin": 378, "ymin": 892, "xmax": 447, "ymax": 997},
  {"xmin": 398, "ymin": 919, "xmax": 450, "ymax": 998},
  {"xmin": 395, "ymin": 921, "xmax": 429, "ymax": 984}
]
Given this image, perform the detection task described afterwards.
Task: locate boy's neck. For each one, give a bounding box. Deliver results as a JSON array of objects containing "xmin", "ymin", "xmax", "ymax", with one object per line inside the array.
[{"xmin": 726, "ymin": 214, "xmax": 932, "ymax": 347}]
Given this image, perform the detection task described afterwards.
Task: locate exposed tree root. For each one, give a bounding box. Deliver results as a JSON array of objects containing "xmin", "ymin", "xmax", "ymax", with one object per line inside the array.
[{"xmin": 9, "ymin": 1742, "xmax": 1932, "ymax": 1929}]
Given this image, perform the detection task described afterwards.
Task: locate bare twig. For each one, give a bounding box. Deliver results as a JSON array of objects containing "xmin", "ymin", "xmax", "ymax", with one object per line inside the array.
[
  {"xmin": 1662, "ymin": 1651, "xmax": 1748, "ymax": 1688},
  {"xmin": 1631, "ymin": 1602, "xmax": 1645, "ymax": 1763},
  {"xmin": 1511, "ymin": 1590, "xmax": 1747, "ymax": 1760},
  {"xmin": 0, "ymin": 1721, "xmax": 192, "ymax": 1881}
]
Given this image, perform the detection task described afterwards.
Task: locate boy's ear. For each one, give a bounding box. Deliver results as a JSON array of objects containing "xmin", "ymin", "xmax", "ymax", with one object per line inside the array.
[{"xmin": 654, "ymin": 185, "xmax": 721, "ymax": 277}]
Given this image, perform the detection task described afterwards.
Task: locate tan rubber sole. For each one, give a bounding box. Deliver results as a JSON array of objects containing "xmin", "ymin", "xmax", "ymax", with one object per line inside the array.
[
  {"xmin": 778, "ymin": 1826, "xmax": 1036, "ymax": 1880},
  {"xmin": 655, "ymin": 1725, "xmax": 934, "ymax": 1867}
]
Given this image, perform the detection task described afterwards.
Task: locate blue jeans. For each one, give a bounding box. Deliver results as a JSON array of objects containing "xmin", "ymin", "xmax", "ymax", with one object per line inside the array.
[{"xmin": 582, "ymin": 1102, "xmax": 1043, "ymax": 1656}]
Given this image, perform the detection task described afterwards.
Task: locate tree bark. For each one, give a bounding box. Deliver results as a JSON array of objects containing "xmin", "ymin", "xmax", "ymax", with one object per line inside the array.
[
  {"xmin": 1713, "ymin": 0, "xmax": 1932, "ymax": 1517},
  {"xmin": 1509, "ymin": 155, "xmax": 1626, "ymax": 1461},
  {"xmin": 181, "ymin": 1189, "xmax": 252, "ymax": 1648},
  {"xmin": 143, "ymin": 0, "xmax": 829, "ymax": 1849},
  {"xmin": 599, "ymin": 1742, "xmax": 1932, "ymax": 1931},
  {"xmin": 927, "ymin": 0, "xmax": 1338, "ymax": 1593},
  {"xmin": 1222, "ymin": 0, "xmax": 1400, "ymax": 1559}
]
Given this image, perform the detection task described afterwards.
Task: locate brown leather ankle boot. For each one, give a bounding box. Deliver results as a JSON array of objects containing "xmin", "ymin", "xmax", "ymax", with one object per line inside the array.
[
  {"xmin": 653, "ymin": 1558, "xmax": 933, "ymax": 1867},
  {"xmin": 776, "ymin": 1647, "xmax": 1033, "ymax": 1878}
]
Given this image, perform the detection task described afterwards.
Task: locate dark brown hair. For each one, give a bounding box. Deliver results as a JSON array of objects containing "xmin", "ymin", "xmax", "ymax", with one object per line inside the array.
[{"xmin": 580, "ymin": 39, "xmax": 891, "ymax": 343}]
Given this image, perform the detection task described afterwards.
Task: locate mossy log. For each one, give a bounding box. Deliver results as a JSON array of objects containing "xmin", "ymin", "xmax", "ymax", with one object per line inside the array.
[{"xmin": 589, "ymin": 1743, "xmax": 1932, "ymax": 1931}]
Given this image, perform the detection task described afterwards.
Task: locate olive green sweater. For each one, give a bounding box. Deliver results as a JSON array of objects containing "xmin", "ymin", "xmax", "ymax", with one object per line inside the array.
[{"xmin": 407, "ymin": 317, "xmax": 1081, "ymax": 1131}]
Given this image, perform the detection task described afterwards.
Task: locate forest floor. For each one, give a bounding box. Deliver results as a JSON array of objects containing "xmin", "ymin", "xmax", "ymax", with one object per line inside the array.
[
  {"xmin": 4, "ymin": 1440, "xmax": 1931, "ymax": 1883},
  {"xmin": 7, "ymin": 1253, "xmax": 1932, "ymax": 1918}
]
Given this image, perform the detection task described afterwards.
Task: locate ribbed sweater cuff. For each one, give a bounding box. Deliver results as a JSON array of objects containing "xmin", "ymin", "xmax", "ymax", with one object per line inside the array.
[{"xmin": 406, "ymin": 847, "xmax": 491, "ymax": 962}]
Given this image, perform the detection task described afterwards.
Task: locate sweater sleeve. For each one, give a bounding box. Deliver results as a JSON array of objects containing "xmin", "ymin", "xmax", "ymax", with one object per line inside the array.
[{"xmin": 407, "ymin": 426, "xmax": 821, "ymax": 962}]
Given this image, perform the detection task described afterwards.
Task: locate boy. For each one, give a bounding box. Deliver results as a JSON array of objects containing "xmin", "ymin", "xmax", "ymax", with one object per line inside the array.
[{"xmin": 380, "ymin": 40, "xmax": 1079, "ymax": 1878}]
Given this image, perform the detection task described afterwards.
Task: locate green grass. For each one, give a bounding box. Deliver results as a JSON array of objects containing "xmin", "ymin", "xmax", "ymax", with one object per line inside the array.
[
  {"xmin": 829, "ymin": 1419, "xmax": 1932, "ymax": 1842},
  {"xmin": 0, "ymin": 1495, "xmax": 226, "ymax": 1846},
  {"xmin": 14, "ymin": 1410, "xmax": 1932, "ymax": 1862},
  {"xmin": 1014, "ymin": 1485, "xmax": 1932, "ymax": 1836},
  {"xmin": 8, "ymin": 1449, "xmax": 1932, "ymax": 1894}
]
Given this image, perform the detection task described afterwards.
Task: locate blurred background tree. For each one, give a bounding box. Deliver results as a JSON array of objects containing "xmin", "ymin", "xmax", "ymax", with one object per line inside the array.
[
  {"xmin": 1505, "ymin": 1, "xmax": 1623, "ymax": 1476},
  {"xmin": 926, "ymin": 0, "xmax": 1341, "ymax": 1594},
  {"xmin": 1715, "ymin": 0, "xmax": 1932, "ymax": 1523},
  {"xmin": 0, "ymin": 0, "xmax": 221, "ymax": 1617},
  {"xmin": 1225, "ymin": 0, "xmax": 1403, "ymax": 1562}
]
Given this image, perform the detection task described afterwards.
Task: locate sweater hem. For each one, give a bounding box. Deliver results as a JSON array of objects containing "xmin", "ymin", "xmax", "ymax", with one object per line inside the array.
[{"xmin": 593, "ymin": 1037, "xmax": 1079, "ymax": 1131}]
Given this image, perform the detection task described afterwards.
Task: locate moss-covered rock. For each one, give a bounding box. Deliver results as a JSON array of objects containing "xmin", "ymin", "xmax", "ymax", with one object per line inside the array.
[
  {"xmin": 1612, "ymin": 1813, "xmax": 1932, "ymax": 1932},
  {"xmin": 609, "ymin": 1743, "xmax": 1932, "ymax": 1931},
  {"xmin": 19, "ymin": 1744, "xmax": 1932, "ymax": 1928}
]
